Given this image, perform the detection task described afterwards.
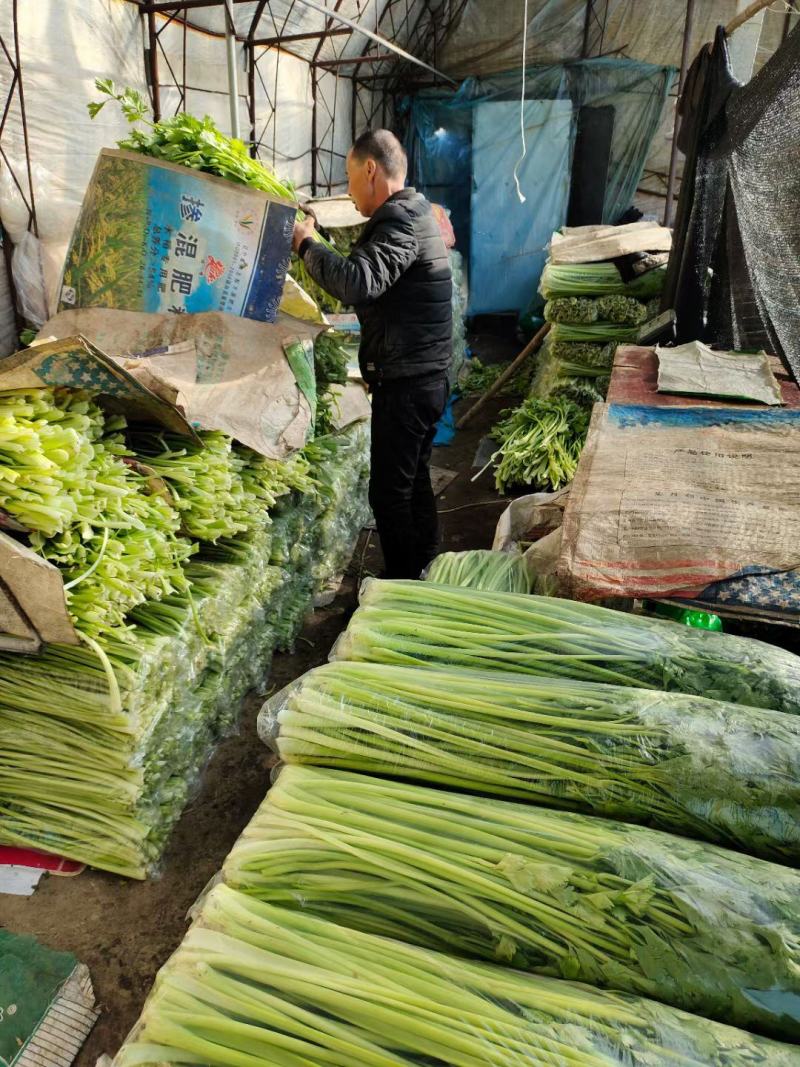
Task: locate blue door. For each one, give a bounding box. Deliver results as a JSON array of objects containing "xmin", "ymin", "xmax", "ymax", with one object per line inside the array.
[{"xmin": 469, "ymin": 98, "xmax": 574, "ymax": 316}]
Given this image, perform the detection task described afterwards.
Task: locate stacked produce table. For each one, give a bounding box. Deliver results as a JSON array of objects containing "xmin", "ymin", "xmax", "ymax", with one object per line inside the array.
[
  {"xmin": 0, "ymin": 397, "xmax": 370, "ymax": 878},
  {"xmin": 109, "ymin": 578, "xmax": 800, "ymax": 1063}
]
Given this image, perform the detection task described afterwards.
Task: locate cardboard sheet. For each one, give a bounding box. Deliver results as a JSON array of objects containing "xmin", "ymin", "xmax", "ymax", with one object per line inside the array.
[
  {"xmin": 656, "ymin": 341, "xmax": 783, "ymax": 405},
  {"xmin": 41, "ymin": 308, "xmax": 322, "ymax": 458}
]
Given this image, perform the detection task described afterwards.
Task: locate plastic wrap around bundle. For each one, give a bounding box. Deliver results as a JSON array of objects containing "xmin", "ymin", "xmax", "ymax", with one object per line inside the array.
[
  {"xmin": 539, "ymin": 261, "xmax": 667, "ymax": 300},
  {"xmin": 425, "ymin": 550, "xmax": 531, "ymax": 593},
  {"xmin": 226, "ymin": 764, "xmax": 800, "ymax": 1040},
  {"xmin": 332, "ymin": 580, "xmax": 800, "ymax": 714},
  {"xmin": 259, "ymin": 660, "xmax": 800, "ymax": 863},
  {"xmin": 110, "ymin": 885, "xmax": 800, "ymax": 1067}
]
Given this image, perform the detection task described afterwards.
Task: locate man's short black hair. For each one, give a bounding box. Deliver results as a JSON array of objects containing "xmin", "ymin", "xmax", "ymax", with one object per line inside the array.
[{"xmin": 351, "ymin": 129, "xmax": 407, "ymax": 180}]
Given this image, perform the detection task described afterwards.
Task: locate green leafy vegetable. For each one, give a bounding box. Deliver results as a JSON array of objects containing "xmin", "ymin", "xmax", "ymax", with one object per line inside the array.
[
  {"xmin": 333, "ymin": 579, "xmax": 800, "ymax": 716},
  {"xmin": 426, "ymin": 549, "xmax": 531, "ymax": 592},
  {"xmin": 227, "ymin": 764, "xmax": 800, "ymax": 1039},
  {"xmin": 270, "ymin": 659, "xmax": 800, "ymax": 862},
  {"xmin": 111, "ymin": 884, "xmax": 800, "ymax": 1066}
]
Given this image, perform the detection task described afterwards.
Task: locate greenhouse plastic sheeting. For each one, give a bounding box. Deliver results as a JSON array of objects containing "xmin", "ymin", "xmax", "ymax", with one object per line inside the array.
[{"xmin": 404, "ymin": 60, "xmax": 674, "ymax": 314}]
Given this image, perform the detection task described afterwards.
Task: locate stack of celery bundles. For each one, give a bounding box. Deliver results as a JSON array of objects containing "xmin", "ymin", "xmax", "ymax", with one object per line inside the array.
[
  {"xmin": 110, "ymin": 883, "xmax": 800, "ymax": 1065},
  {"xmin": 530, "ymin": 255, "xmax": 665, "ymax": 410},
  {"xmin": 0, "ymin": 384, "xmax": 370, "ymax": 877},
  {"xmin": 332, "ymin": 579, "xmax": 800, "ymax": 714}
]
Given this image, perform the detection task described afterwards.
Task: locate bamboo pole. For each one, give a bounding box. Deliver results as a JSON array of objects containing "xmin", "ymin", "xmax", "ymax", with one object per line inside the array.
[{"xmin": 725, "ymin": 0, "xmax": 775, "ymax": 36}]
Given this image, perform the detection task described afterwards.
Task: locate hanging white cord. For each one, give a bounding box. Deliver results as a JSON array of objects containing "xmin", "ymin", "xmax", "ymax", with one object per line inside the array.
[{"xmin": 512, "ymin": 0, "xmax": 530, "ymax": 204}]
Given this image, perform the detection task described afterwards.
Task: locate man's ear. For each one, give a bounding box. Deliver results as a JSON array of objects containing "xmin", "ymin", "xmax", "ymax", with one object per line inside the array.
[{"xmin": 365, "ymin": 158, "xmax": 378, "ymax": 180}]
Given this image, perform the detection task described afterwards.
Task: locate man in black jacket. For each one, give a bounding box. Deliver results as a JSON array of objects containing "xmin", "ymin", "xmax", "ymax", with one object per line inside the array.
[{"xmin": 293, "ymin": 129, "xmax": 452, "ymax": 580}]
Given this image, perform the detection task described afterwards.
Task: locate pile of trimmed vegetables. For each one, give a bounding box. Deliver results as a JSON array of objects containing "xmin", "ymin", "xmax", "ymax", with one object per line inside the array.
[
  {"xmin": 0, "ymin": 384, "xmax": 371, "ymax": 877},
  {"xmin": 110, "ymin": 884, "xmax": 800, "ymax": 1066},
  {"xmin": 425, "ymin": 549, "xmax": 531, "ymax": 593},
  {"xmin": 265, "ymin": 660, "xmax": 800, "ymax": 861},
  {"xmin": 227, "ymin": 764, "xmax": 800, "ymax": 1038},
  {"xmin": 0, "ymin": 388, "xmax": 193, "ymax": 637},
  {"xmin": 486, "ymin": 394, "xmax": 589, "ymax": 492},
  {"xmin": 526, "ymin": 247, "xmax": 667, "ymax": 413},
  {"xmin": 332, "ymin": 580, "xmax": 800, "ymax": 714}
]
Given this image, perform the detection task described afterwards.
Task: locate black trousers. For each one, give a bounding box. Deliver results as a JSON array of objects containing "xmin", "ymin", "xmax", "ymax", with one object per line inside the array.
[{"xmin": 369, "ymin": 373, "xmax": 448, "ymax": 580}]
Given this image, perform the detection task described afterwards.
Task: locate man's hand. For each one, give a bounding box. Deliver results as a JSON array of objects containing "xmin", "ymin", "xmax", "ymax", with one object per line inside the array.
[{"xmin": 292, "ymin": 213, "xmax": 316, "ymax": 253}]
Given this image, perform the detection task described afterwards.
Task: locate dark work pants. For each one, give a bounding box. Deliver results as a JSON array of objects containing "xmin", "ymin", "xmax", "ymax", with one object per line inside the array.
[{"xmin": 369, "ymin": 373, "xmax": 448, "ymax": 580}]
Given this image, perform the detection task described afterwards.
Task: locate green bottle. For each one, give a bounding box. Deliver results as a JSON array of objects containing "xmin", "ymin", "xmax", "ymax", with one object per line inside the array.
[{"xmin": 646, "ymin": 601, "xmax": 723, "ymax": 632}]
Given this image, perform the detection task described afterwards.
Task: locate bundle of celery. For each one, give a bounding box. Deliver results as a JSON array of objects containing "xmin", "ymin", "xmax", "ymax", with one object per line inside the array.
[
  {"xmin": 89, "ymin": 81, "xmax": 296, "ymax": 202},
  {"xmin": 131, "ymin": 429, "xmax": 260, "ymax": 542},
  {"xmin": 425, "ymin": 549, "xmax": 531, "ymax": 593},
  {"xmin": 545, "ymin": 297, "xmax": 647, "ymax": 328},
  {"xmin": 313, "ymin": 331, "xmax": 350, "ymax": 436},
  {"xmin": 111, "ymin": 884, "xmax": 800, "ymax": 1066},
  {"xmin": 488, "ymin": 395, "xmax": 589, "ymax": 492},
  {"xmin": 539, "ymin": 261, "xmax": 667, "ymax": 299},
  {"xmin": 530, "ymin": 338, "xmax": 615, "ymax": 404},
  {"xmin": 0, "ymin": 414, "xmax": 369, "ymax": 875},
  {"xmin": 332, "ymin": 579, "xmax": 800, "ymax": 714},
  {"xmin": 0, "ymin": 388, "xmax": 193, "ymax": 636},
  {"xmin": 266, "ymin": 660, "xmax": 800, "ymax": 860},
  {"xmin": 227, "ymin": 764, "xmax": 800, "ymax": 1038}
]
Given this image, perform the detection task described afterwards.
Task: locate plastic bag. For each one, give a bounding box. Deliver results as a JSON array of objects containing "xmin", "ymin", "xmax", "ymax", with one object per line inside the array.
[
  {"xmin": 265, "ymin": 659, "xmax": 800, "ymax": 863},
  {"xmin": 225, "ymin": 763, "xmax": 800, "ymax": 1040},
  {"xmin": 111, "ymin": 884, "xmax": 800, "ymax": 1066}
]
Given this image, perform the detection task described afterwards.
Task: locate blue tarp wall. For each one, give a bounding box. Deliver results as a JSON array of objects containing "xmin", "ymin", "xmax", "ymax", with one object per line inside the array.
[{"xmin": 402, "ymin": 59, "xmax": 675, "ymax": 316}]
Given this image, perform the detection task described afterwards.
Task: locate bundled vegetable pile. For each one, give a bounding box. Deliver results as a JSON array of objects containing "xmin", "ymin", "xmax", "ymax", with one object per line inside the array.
[
  {"xmin": 539, "ymin": 261, "xmax": 667, "ymax": 299},
  {"xmin": 331, "ymin": 580, "xmax": 800, "ymax": 714},
  {"xmin": 528, "ymin": 245, "xmax": 666, "ymax": 414},
  {"xmin": 487, "ymin": 394, "xmax": 590, "ymax": 492},
  {"xmin": 425, "ymin": 549, "xmax": 531, "ymax": 593},
  {"xmin": 110, "ymin": 883, "xmax": 800, "ymax": 1066},
  {"xmin": 0, "ymin": 388, "xmax": 193, "ymax": 637},
  {"xmin": 90, "ymin": 81, "xmax": 297, "ymax": 202},
  {"xmin": 313, "ymin": 330, "xmax": 350, "ymax": 436},
  {"xmin": 226, "ymin": 764, "xmax": 800, "ymax": 1038},
  {"xmin": 264, "ymin": 660, "xmax": 800, "ymax": 861},
  {"xmin": 0, "ymin": 386, "xmax": 371, "ymax": 876}
]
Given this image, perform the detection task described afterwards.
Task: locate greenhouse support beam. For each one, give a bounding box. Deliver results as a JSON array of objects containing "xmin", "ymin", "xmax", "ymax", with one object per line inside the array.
[
  {"xmin": 664, "ymin": 0, "xmax": 695, "ymax": 228},
  {"xmin": 146, "ymin": 7, "xmax": 161, "ymax": 120},
  {"xmin": 293, "ymin": 0, "xmax": 457, "ymax": 84},
  {"xmin": 254, "ymin": 28, "xmax": 351, "ymax": 46},
  {"xmin": 223, "ymin": 0, "xmax": 241, "ymax": 138}
]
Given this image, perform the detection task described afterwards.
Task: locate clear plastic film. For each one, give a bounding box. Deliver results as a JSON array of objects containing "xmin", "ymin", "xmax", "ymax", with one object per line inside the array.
[
  {"xmin": 334, "ymin": 579, "xmax": 800, "ymax": 716},
  {"xmin": 264, "ymin": 659, "xmax": 800, "ymax": 863},
  {"xmin": 424, "ymin": 549, "xmax": 532, "ymax": 593},
  {"xmin": 225, "ymin": 763, "xmax": 800, "ymax": 1040},
  {"xmin": 111, "ymin": 883, "xmax": 800, "ymax": 1066}
]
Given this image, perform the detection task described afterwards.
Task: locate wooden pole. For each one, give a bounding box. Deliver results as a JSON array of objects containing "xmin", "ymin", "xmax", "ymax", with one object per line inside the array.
[
  {"xmin": 455, "ymin": 323, "xmax": 550, "ymax": 431},
  {"xmin": 725, "ymin": 0, "xmax": 775, "ymax": 36}
]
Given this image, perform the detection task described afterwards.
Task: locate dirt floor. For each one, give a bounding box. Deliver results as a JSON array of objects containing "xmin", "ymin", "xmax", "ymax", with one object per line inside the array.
[{"xmin": 1, "ymin": 332, "xmax": 518, "ymax": 1064}]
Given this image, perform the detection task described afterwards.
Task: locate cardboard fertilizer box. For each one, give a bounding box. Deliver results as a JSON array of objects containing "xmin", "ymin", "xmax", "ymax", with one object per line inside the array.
[{"xmin": 59, "ymin": 149, "xmax": 296, "ymax": 322}]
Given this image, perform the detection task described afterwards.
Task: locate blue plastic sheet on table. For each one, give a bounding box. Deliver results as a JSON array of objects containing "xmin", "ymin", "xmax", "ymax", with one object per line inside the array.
[
  {"xmin": 401, "ymin": 59, "xmax": 675, "ymax": 314},
  {"xmin": 433, "ymin": 391, "xmax": 456, "ymax": 446}
]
